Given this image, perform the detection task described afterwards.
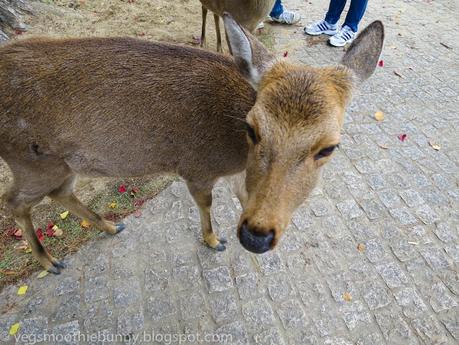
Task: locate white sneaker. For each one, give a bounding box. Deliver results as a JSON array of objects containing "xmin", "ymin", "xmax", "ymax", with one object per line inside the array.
[
  {"xmin": 304, "ymin": 19, "xmax": 338, "ymax": 36},
  {"xmin": 271, "ymin": 10, "xmax": 301, "ymax": 25},
  {"xmin": 329, "ymin": 25, "xmax": 355, "ymax": 47}
]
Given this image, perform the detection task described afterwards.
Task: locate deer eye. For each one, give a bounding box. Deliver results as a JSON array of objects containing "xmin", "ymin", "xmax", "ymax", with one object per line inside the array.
[
  {"xmin": 314, "ymin": 145, "xmax": 338, "ymax": 160},
  {"xmin": 245, "ymin": 123, "xmax": 259, "ymax": 145}
]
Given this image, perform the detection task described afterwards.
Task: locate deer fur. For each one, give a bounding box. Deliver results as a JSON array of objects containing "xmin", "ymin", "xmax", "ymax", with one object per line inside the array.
[
  {"xmin": 0, "ymin": 14, "xmax": 384, "ymax": 273},
  {"xmin": 199, "ymin": 0, "xmax": 276, "ymax": 51}
]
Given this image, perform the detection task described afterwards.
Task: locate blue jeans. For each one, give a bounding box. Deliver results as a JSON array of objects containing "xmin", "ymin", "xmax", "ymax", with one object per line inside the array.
[
  {"xmin": 325, "ymin": 0, "xmax": 368, "ymax": 32},
  {"xmin": 270, "ymin": 0, "xmax": 284, "ymax": 18}
]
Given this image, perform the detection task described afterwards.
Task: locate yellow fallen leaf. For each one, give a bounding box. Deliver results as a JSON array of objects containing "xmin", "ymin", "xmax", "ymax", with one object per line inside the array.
[
  {"xmin": 374, "ymin": 111, "xmax": 384, "ymax": 121},
  {"xmin": 13, "ymin": 240, "xmax": 29, "ymax": 252},
  {"xmin": 9, "ymin": 323, "xmax": 20, "ymax": 336},
  {"xmin": 109, "ymin": 201, "xmax": 117, "ymax": 209},
  {"xmin": 60, "ymin": 210, "xmax": 69, "ymax": 220},
  {"xmin": 343, "ymin": 292, "xmax": 352, "ymax": 302},
  {"xmin": 25, "ymin": 248, "xmax": 32, "ymax": 254},
  {"xmin": 357, "ymin": 243, "xmax": 366, "ymax": 253},
  {"xmin": 17, "ymin": 285, "xmax": 28, "ymax": 295},
  {"xmin": 429, "ymin": 141, "xmax": 441, "ymax": 151},
  {"xmin": 81, "ymin": 219, "xmax": 91, "ymax": 229},
  {"xmin": 37, "ymin": 270, "xmax": 49, "ymax": 279}
]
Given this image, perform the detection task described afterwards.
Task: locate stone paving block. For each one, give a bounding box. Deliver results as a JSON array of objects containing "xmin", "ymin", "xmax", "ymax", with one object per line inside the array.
[
  {"xmin": 374, "ymin": 306, "xmax": 419, "ymax": 345},
  {"xmin": 378, "ymin": 190, "xmax": 403, "ymax": 208},
  {"xmin": 215, "ymin": 321, "xmax": 249, "ymax": 345},
  {"xmin": 235, "ymin": 272, "xmax": 262, "ymax": 300},
  {"xmin": 146, "ymin": 293, "xmax": 177, "ymax": 321},
  {"xmin": 178, "ymin": 290, "xmax": 207, "ymax": 321},
  {"xmin": 324, "ymin": 338, "xmax": 353, "ymax": 345},
  {"xmin": 390, "ymin": 239, "xmax": 419, "ymax": 262},
  {"xmin": 411, "ymin": 315, "xmax": 450, "ymax": 345},
  {"xmin": 364, "ymin": 239, "xmax": 390, "ymax": 263},
  {"xmin": 203, "ymin": 266, "xmax": 234, "ymax": 293},
  {"xmin": 84, "ymin": 275, "xmax": 111, "ymax": 303},
  {"xmin": 266, "ymin": 274, "xmax": 296, "ymax": 302},
  {"xmin": 415, "ymin": 204, "xmax": 440, "ymax": 225},
  {"xmin": 144, "ymin": 265, "xmax": 170, "ymax": 292},
  {"xmin": 117, "ymin": 309, "xmax": 144, "ymax": 337},
  {"xmin": 399, "ymin": 189, "xmax": 425, "ymax": 207},
  {"xmin": 326, "ymin": 271, "xmax": 359, "ymax": 304},
  {"xmin": 16, "ymin": 317, "xmax": 48, "ymax": 345},
  {"xmin": 429, "ymin": 282, "xmax": 458, "ymax": 313},
  {"xmin": 389, "ymin": 207, "xmax": 418, "ymax": 225},
  {"xmin": 254, "ymin": 328, "xmax": 286, "ymax": 345},
  {"xmin": 0, "ymin": 314, "xmax": 17, "ymax": 342},
  {"xmin": 276, "ymin": 299, "xmax": 307, "ymax": 330},
  {"xmin": 336, "ymin": 199, "xmax": 364, "ymax": 219},
  {"xmin": 360, "ymin": 199, "xmax": 385, "ymax": 220},
  {"xmin": 433, "ymin": 222, "xmax": 459, "ymax": 243},
  {"xmin": 375, "ymin": 261, "xmax": 409, "ymax": 289},
  {"xmin": 393, "ymin": 287, "xmax": 428, "ymax": 319},
  {"xmin": 419, "ymin": 247, "xmax": 451, "ymax": 270},
  {"xmin": 173, "ymin": 265, "xmax": 201, "ymax": 291},
  {"xmin": 361, "ymin": 281, "xmax": 392, "ymax": 310},
  {"xmin": 52, "ymin": 320, "xmax": 80, "ymax": 345},
  {"xmin": 113, "ymin": 279, "xmax": 141, "ymax": 308},
  {"xmin": 54, "ymin": 276, "xmax": 80, "ymax": 297},
  {"xmin": 82, "ymin": 300, "xmax": 115, "ymax": 334},
  {"xmin": 355, "ymin": 332, "xmax": 386, "ymax": 345},
  {"xmin": 197, "ymin": 246, "xmax": 228, "ymax": 270},
  {"xmin": 256, "ymin": 252, "xmax": 285, "ymax": 276},
  {"xmin": 339, "ymin": 300, "xmax": 373, "ymax": 331},
  {"xmin": 50, "ymin": 294, "xmax": 81, "ymax": 323},
  {"xmin": 208, "ymin": 291, "xmax": 238, "ymax": 324},
  {"xmin": 241, "ymin": 298, "xmax": 275, "ymax": 333},
  {"xmin": 438, "ymin": 308, "xmax": 459, "ymax": 340}
]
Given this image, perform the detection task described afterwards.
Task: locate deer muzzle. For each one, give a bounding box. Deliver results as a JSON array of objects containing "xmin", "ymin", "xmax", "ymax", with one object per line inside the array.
[{"xmin": 238, "ymin": 220, "xmax": 275, "ymax": 254}]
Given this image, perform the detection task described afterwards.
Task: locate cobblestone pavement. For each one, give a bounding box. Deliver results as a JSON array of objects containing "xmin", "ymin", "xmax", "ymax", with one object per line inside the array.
[{"xmin": 1, "ymin": 0, "xmax": 458, "ymax": 344}]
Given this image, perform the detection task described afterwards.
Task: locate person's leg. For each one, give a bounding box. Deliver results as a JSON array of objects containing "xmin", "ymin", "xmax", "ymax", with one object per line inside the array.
[
  {"xmin": 270, "ymin": 0, "xmax": 301, "ymax": 24},
  {"xmin": 324, "ymin": 0, "xmax": 348, "ymax": 25},
  {"xmin": 342, "ymin": 0, "xmax": 369, "ymax": 32},
  {"xmin": 269, "ymin": 0, "xmax": 284, "ymax": 18}
]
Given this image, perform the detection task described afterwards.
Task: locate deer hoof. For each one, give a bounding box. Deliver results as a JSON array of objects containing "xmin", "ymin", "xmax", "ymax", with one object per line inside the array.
[
  {"xmin": 219, "ymin": 237, "xmax": 227, "ymax": 244},
  {"xmin": 214, "ymin": 242, "xmax": 226, "ymax": 252},
  {"xmin": 115, "ymin": 223, "xmax": 126, "ymax": 233},
  {"xmin": 47, "ymin": 265, "xmax": 61, "ymax": 275},
  {"xmin": 53, "ymin": 259, "xmax": 66, "ymax": 269}
]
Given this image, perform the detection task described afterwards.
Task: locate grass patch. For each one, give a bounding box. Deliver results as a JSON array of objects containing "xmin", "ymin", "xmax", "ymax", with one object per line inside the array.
[{"xmin": 0, "ymin": 175, "xmax": 174, "ymax": 290}]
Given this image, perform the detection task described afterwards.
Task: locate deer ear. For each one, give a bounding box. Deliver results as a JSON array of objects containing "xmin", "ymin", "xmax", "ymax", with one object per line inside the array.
[
  {"xmin": 223, "ymin": 12, "xmax": 274, "ymax": 90},
  {"xmin": 341, "ymin": 21, "xmax": 384, "ymax": 84}
]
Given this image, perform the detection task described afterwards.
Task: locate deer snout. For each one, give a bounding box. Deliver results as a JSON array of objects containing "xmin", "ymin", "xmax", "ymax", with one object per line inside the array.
[{"xmin": 238, "ymin": 220, "xmax": 275, "ymax": 254}]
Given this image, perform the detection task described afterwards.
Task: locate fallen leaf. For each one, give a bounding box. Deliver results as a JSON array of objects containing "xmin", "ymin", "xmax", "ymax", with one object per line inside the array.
[
  {"xmin": 357, "ymin": 243, "xmax": 366, "ymax": 252},
  {"xmin": 109, "ymin": 201, "xmax": 117, "ymax": 209},
  {"xmin": 378, "ymin": 60, "xmax": 384, "ymax": 67},
  {"xmin": 81, "ymin": 219, "xmax": 91, "ymax": 229},
  {"xmin": 397, "ymin": 134, "xmax": 407, "ymax": 142},
  {"xmin": 46, "ymin": 223, "xmax": 55, "ymax": 237},
  {"xmin": 17, "ymin": 285, "xmax": 28, "ymax": 295},
  {"xmin": 393, "ymin": 71, "xmax": 403, "ymax": 78},
  {"xmin": 134, "ymin": 210, "xmax": 142, "ymax": 218},
  {"xmin": 378, "ymin": 143, "xmax": 389, "ymax": 149},
  {"xmin": 428, "ymin": 140, "xmax": 441, "ymax": 151},
  {"xmin": 137, "ymin": 32, "xmax": 146, "ymax": 37},
  {"xmin": 131, "ymin": 187, "xmax": 140, "ymax": 194},
  {"xmin": 374, "ymin": 111, "xmax": 384, "ymax": 121},
  {"xmin": 283, "ymin": 51, "xmax": 288, "ymax": 57},
  {"xmin": 36, "ymin": 228, "xmax": 44, "ymax": 242},
  {"xmin": 133, "ymin": 199, "xmax": 145, "ymax": 207},
  {"xmin": 25, "ymin": 248, "xmax": 32, "ymax": 253},
  {"xmin": 13, "ymin": 240, "xmax": 29, "ymax": 252},
  {"xmin": 343, "ymin": 292, "xmax": 352, "ymax": 302},
  {"xmin": 0, "ymin": 269, "xmax": 17, "ymax": 276},
  {"xmin": 37, "ymin": 271, "xmax": 49, "ymax": 279},
  {"xmin": 53, "ymin": 227, "xmax": 64, "ymax": 237},
  {"xmin": 118, "ymin": 185, "xmax": 127, "ymax": 193},
  {"xmin": 60, "ymin": 211, "xmax": 69, "ymax": 220},
  {"xmin": 9, "ymin": 323, "xmax": 20, "ymax": 336}
]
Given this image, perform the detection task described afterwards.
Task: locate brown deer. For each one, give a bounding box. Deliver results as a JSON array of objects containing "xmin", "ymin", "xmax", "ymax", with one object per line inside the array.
[
  {"xmin": 0, "ymin": 14, "xmax": 384, "ymax": 273},
  {"xmin": 199, "ymin": 0, "xmax": 276, "ymax": 52}
]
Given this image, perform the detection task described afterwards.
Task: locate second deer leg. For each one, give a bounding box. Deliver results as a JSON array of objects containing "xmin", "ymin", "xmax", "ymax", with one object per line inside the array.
[
  {"xmin": 48, "ymin": 176, "xmax": 125, "ymax": 235},
  {"xmin": 200, "ymin": 6, "xmax": 208, "ymax": 48},
  {"xmin": 214, "ymin": 13, "xmax": 222, "ymax": 53},
  {"xmin": 186, "ymin": 181, "xmax": 226, "ymax": 251}
]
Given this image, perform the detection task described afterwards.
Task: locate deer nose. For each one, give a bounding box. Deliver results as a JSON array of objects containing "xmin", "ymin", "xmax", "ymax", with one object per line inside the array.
[{"xmin": 239, "ymin": 221, "xmax": 274, "ymax": 254}]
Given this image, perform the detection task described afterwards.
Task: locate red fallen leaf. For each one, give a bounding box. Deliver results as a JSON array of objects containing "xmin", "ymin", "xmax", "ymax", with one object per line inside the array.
[
  {"xmin": 398, "ymin": 134, "xmax": 407, "ymax": 142},
  {"xmin": 36, "ymin": 228, "xmax": 44, "ymax": 242},
  {"xmin": 133, "ymin": 199, "xmax": 145, "ymax": 208},
  {"xmin": 378, "ymin": 60, "xmax": 384, "ymax": 67},
  {"xmin": 118, "ymin": 184, "xmax": 127, "ymax": 193},
  {"xmin": 137, "ymin": 32, "xmax": 146, "ymax": 37},
  {"xmin": 46, "ymin": 223, "xmax": 55, "ymax": 237},
  {"xmin": 7, "ymin": 227, "xmax": 23, "ymax": 240},
  {"xmin": 14, "ymin": 30, "xmax": 23, "ymax": 35},
  {"xmin": 283, "ymin": 51, "xmax": 288, "ymax": 58},
  {"xmin": 131, "ymin": 187, "xmax": 140, "ymax": 194},
  {"xmin": 134, "ymin": 210, "xmax": 142, "ymax": 218}
]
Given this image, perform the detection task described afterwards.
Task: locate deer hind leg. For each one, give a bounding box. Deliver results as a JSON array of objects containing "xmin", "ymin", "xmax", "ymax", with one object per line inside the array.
[
  {"xmin": 214, "ymin": 13, "xmax": 222, "ymax": 53},
  {"xmin": 48, "ymin": 175, "xmax": 125, "ymax": 235},
  {"xmin": 200, "ymin": 6, "xmax": 208, "ymax": 48},
  {"xmin": 186, "ymin": 180, "xmax": 226, "ymax": 251}
]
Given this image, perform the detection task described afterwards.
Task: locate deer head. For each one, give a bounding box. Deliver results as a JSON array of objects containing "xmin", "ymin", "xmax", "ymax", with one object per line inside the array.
[{"xmin": 223, "ymin": 13, "xmax": 384, "ymax": 254}]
